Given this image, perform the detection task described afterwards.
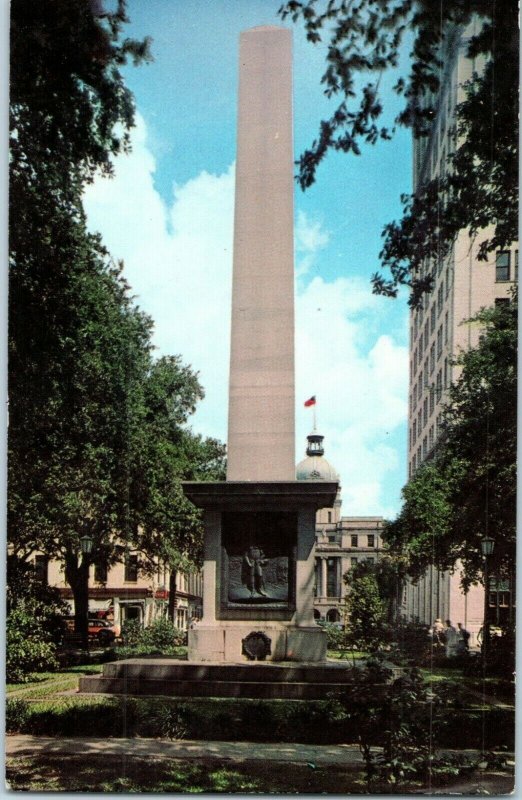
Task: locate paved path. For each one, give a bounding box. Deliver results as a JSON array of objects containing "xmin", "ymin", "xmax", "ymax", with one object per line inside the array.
[{"xmin": 6, "ymin": 735, "xmax": 366, "ymax": 766}]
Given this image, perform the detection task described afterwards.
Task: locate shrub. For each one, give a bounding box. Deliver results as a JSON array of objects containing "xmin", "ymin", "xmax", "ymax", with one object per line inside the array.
[
  {"xmin": 141, "ymin": 618, "xmax": 186, "ymax": 648},
  {"xmin": 321, "ymin": 622, "xmax": 346, "ymax": 651},
  {"xmin": 120, "ymin": 619, "xmax": 142, "ymax": 647},
  {"xmin": 6, "ymin": 699, "xmax": 30, "ymax": 732},
  {"xmin": 120, "ymin": 618, "xmax": 186, "ymax": 650},
  {"xmin": 143, "ymin": 701, "xmax": 189, "ymax": 740},
  {"xmin": 387, "ymin": 620, "xmax": 435, "ymax": 665},
  {"xmin": 344, "ymin": 569, "xmax": 390, "ymax": 651},
  {"xmin": 7, "ymin": 605, "xmax": 58, "ymax": 682}
]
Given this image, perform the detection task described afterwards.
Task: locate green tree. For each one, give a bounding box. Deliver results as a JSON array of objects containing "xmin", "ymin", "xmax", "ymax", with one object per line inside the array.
[
  {"xmin": 386, "ymin": 298, "xmax": 517, "ymax": 586},
  {"xmin": 344, "ymin": 560, "xmax": 388, "ymax": 650},
  {"xmin": 8, "ymin": 1, "xmax": 224, "ymax": 644},
  {"xmin": 279, "ymin": 1, "xmax": 518, "ymax": 305},
  {"xmin": 125, "ymin": 356, "xmax": 226, "ymax": 617}
]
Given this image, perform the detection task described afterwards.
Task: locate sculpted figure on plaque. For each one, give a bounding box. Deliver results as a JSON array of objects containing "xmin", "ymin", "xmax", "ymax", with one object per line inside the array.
[{"xmin": 242, "ymin": 545, "xmax": 268, "ymax": 597}]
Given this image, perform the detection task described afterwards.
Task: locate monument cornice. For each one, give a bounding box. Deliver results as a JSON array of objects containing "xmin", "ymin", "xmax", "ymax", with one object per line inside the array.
[{"xmin": 183, "ymin": 481, "xmax": 339, "ymax": 511}]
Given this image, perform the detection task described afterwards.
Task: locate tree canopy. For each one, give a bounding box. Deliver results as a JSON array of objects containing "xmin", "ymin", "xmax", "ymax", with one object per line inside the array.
[
  {"xmin": 278, "ymin": 1, "xmax": 518, "ymax": 305},
  {"xmin": 9, "ymin": 0, "xmax": 225, "ymax": 633},
  {"xmin": 385, "ymin": 297, "xmax": 517, "ymax": 586}
]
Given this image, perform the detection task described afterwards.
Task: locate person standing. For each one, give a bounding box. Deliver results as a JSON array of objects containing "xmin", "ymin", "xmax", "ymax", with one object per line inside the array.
[
  {"xmin": 457, "ymin": 622, "xmax": 470, "ymax": 654},
  {"xmin": 445, "ymin": 620, "xmax": 459, "ymax": 658}
]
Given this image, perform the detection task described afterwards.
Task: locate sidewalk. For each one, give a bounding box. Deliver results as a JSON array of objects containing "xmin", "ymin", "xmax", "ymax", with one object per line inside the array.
[
  {"xmin": 6, "ymin": 735, "xmax": 365, "ymax": 766},
  {"xmin": 6, "ymin": 736, "xmax": 516, "ymax": 795}
]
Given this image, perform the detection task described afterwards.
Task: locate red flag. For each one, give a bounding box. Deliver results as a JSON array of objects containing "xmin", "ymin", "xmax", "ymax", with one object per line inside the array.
[{"xmin": 304, "ymin": 396, "xmax": 316, "ymax": 407}]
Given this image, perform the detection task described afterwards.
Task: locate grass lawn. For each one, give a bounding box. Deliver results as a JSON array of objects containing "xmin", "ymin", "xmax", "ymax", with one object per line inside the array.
[
  {"xmin": 6, "ymin": 753, "xmax": 370, "ymax": 793},
  {"xmin": 5, "ymin": 752, "xmax": 515, "ymax": 794},
  {"xmin": 7, "ymin": 665, "xmax": 104, "ymax": 700},
  {"xmin": 420, "ymin": 667, "xmax": 515, "ymax": 705}
]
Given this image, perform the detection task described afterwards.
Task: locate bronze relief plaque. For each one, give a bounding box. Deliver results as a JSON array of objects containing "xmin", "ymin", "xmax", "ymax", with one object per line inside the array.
[{"xmin": 219, "ymin": 511, "xmax": 297, "ymax": 619}]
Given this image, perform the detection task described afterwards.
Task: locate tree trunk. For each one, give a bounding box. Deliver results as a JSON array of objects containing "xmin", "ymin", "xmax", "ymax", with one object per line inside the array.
[
  {"xmin": 168, "ymin": 569, "xmax": 177, "ymax": 623},
  {"xmin": 64, "ymin": 553, "xmax": 90, "ymax": 650}
]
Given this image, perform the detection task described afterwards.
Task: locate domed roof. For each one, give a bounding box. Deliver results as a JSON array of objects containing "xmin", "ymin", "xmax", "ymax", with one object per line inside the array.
[{"xmin": 296, "ymin": 433, "xmax": 340, "ymax": 482}]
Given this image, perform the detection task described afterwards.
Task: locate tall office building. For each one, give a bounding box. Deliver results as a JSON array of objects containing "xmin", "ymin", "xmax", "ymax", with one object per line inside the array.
[{"xmin": 402, "ymin": 19, "xmax": 517, "ymax": 637}]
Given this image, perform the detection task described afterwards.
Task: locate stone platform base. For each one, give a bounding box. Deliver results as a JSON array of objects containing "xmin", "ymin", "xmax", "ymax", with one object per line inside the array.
[
  {"xmin": 78, "ymin": 658, "xmax": 358, "ymax": 700},
  {"xmin": 188, "ymin": 624, "xmax": 327, "ymax": 663}
]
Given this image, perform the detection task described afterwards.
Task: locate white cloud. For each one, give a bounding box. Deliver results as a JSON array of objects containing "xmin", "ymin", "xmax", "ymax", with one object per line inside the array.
[
  {"xmin": 84, "ymin": 115, "xmax": 408, "ymax": 517},
  {"xmin": 295, "ymin": 276, "xmax": 408, "ymax": 517},
  {"xmin": 84, "ymin": 114, "xmax": 234, "ymax": 440},
  {"xmin": 295, "ymin": 210, "xmax": 330, "ymax": 278}
]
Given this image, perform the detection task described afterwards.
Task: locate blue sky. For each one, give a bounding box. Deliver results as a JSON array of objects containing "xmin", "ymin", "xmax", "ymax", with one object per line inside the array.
[{"xmin": 84, "ymin": 0, "xmax": 413, "ymax": 519}]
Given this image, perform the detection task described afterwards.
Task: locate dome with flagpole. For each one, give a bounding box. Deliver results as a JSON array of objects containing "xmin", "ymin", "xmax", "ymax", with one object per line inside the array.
[{"xmin": 296, "ymin": 432, "xmax": 340, "ymax": 482}]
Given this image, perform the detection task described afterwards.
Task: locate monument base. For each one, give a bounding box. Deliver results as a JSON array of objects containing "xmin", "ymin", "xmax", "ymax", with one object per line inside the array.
[
  {"xmin": 188, "ymin": 624, "xmax": 327, "ymax": 663},
  {"xmin": 79, "ymin": 657, "xmax": 360, "ymax": 700}
]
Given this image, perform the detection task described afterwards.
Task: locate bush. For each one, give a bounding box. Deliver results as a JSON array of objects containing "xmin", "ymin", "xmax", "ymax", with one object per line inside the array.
[
  {"xmin": 141, "ymin": 618, "xmax": 186, "ymax": 649},
  {"xmin": 386, "ymin": 620, "xmax": 434, "ymax": 665},
  {"xmin": 121, "ymin": 618, "xmax": 186, "ymax": 650},
  {"xmin": 6, "ymin": 699, "xmax": 30, "ymax": 732},
  {"xmin": 7, "ymin": 605, "xmax": 58, "ymax": 682},
  {"xmin": 321, "ymin": 622, "xmax": 346, "ymax": 651},
  {"xmin": 5, "ymin": 692, "xmax": 514, "ymax": 751},
  {"xmin": 344, "ymin": 568, "xmax": 390, "ymax": 651}
]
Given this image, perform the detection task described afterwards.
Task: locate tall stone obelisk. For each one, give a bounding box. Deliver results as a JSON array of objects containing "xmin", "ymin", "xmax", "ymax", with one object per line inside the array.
[
  {"xmin": 183, "ymin": 26, "xmax": 337, "ymax": 664},
  {"xmin": 227, "ymin": 26, "xmax": 295, "ymax": 481}
]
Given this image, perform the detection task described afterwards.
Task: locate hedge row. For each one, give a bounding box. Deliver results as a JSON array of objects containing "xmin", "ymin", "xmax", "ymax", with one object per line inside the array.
[{"xmin": 6, "ymin": 695, "xmax": 514, "ymax": 749}]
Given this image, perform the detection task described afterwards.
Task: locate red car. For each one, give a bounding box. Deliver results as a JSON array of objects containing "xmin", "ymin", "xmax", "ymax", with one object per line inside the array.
[{"xmin": 62, "ymin": 617, "xmax": 118, "ymax": 645}]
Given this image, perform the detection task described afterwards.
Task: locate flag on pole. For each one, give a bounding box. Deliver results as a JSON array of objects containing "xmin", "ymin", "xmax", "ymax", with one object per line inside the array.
[{"xmin": 304, "ymin": 396, "xmax": 316, "ymax": 407}]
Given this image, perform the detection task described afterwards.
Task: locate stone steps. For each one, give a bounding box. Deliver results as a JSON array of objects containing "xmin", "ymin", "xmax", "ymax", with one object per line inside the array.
[{"xmin": 78, "ymin": 658, "xmax": 370, "ymax": 700}]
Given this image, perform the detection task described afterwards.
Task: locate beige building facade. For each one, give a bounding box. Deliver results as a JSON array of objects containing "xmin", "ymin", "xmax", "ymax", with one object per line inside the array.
[
  {"xmin": 296, "ymin": 431, "xmax": 385, "ymax": 623},
  {"xmin": 35, "ymin": 554, "xmax": 202, "ymax": 631},
  {"xmin": 403, "ymin": 19, "xmax": 517, "ymax": 639},
  {"xmin": 314, "ymin": 514, "xmax": 385, "ymax": 624}
]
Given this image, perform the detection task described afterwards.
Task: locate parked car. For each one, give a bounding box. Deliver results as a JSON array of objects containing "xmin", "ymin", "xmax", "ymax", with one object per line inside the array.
[{"xmin": 61, "ymin": 616, "xmax": 119, "ymax": 645}]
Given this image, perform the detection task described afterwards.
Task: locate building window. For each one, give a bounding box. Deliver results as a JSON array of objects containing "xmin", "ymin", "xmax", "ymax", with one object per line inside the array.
[
  {"xmin": 430, "ymin": 342, "xmax": 435, "ymax": 374},
  {"xmin": 34, "ymin": 555, "xmax": 48, "ymax": 584},
  {"xmin": 496, "ymin": 251, "xmax": 510, "ymax": 282},
  {"xmin": 350, "ymin": 556, "xmax": 358, "ymax": 568},
  {"xmin": 429, "ymin": 385, "xmax": 435, "ymax": 415},
  {"xmin": 436, "ymin": 370, "xmax": 442, "ymax": 401},
  {"xmin": 422, "ymin": 436, "xmax": 427, "ymax": 458},
  {"xmin": 367, "ymin": 535, "xmax": 375, "ymax": 548},
  {"xmin": 444, "ymin": 357, "xmax": 449, "ymax": 389},
  {"xmin": 124, "ymin": 554, "xmax": 138, "ymax": 582},
  {"xmin": 94, "ymin": 563, "xmax": 107, "ymax": 583},
  {"xmin": 495, "ymin": 297, "xmax": 510, "ymax": 308},
  {"xmin": 444, "ymin": 311, "xmax": 449, "ymax": 344},
  {"xmin": 326, "ymin": 558, "xmax": 338, "ymax": 598},
  {"xmin": 327, "ymin": 511, "xmax": 332, "ymax": 523},
  {"xmin": 423, "ymin": 397, "xmax": 428, "ymax": 427},
  {"xmin": 430, "ymin": 304, "xmax": 436, "ymax": 333},
  {"xmin": 437, "ymin": 283, "xmax": 443, "ymax": 315},
  {"xmin": 429, "ymin": 425, "xmax": 434, "ymax": 449},
  {"xmin": 424, "ymin": 320, "xmax": 429, "ymax": 346},
  {"xmin": 515, "ymin": 250, "xmax": 518, "ymax": 281},
  {"xmin": 437, "ymin": 326, "xmax": 443, "ymax": 358},
  {"xmin": 351, "ymin": 534, "xmax": 358, "ymax": 548}
]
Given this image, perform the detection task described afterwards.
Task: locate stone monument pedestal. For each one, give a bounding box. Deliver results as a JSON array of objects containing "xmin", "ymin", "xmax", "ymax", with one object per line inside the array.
[{"xmin": 183, "ymin": 481, "xmax": 338, "ymax": 663}]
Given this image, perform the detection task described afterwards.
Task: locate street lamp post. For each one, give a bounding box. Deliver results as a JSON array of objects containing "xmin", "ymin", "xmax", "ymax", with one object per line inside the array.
[
  {"xmin": 480, "ymin": 535, "xmax": 495, "ymax": 669},
  {"xmin": 80, "ymin": 535, "xmax": 93, "ymax": 556}
]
